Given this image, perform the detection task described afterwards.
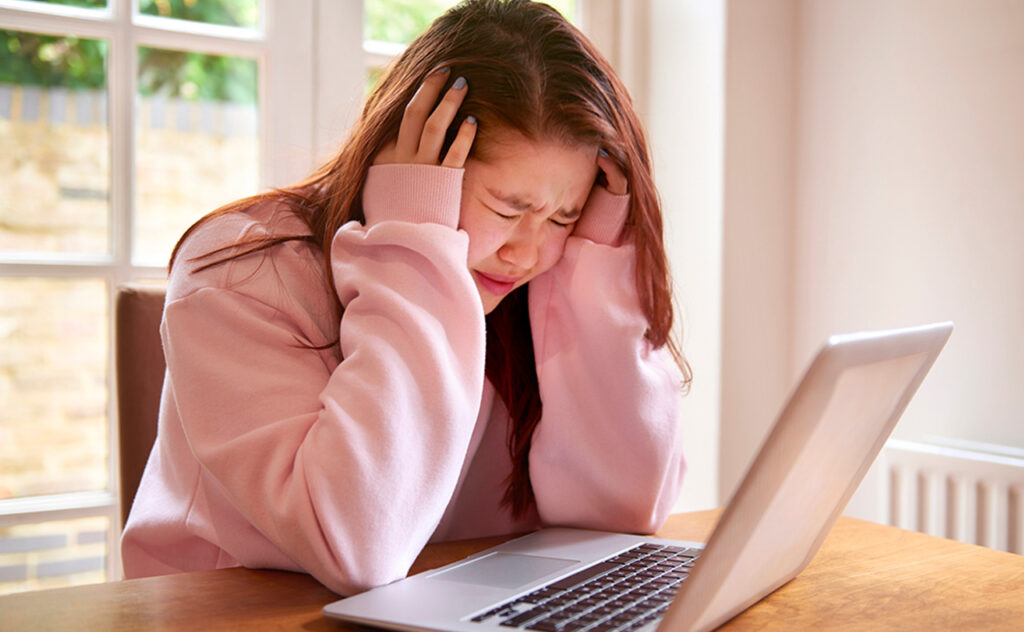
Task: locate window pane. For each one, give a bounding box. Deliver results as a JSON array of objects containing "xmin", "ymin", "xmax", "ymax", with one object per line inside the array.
[
  {"xmin": 0, "ymin": 30, "xmax": 109, "ymax": 257},
  {"xmin": 365, "ymin": 0, "xmax": 456, "ymax": 45},
  {"xmin": 18, "ymin": 0, "xmax": 107, "ymax": 8},
  {"xmin": 545, "ymin": 0, "xmax": 576, "ymax": 21},
  {"xmin": 0, "ymin": 278, "xmax": 108, "ymax": 500},
  {"xmin": 0, "ymin": 516, "xmax": 109, "ymax": 595},
  {"xmin": 364, "ymin": 0, "xmax": 576, "ymax": 47},
  {"xmin": 137, "ymin": 0, "xmax": 259, "ymax": 29},
  {"xmin": 135, "ymin": 47, "xmax": 258, "ymax": 266}
]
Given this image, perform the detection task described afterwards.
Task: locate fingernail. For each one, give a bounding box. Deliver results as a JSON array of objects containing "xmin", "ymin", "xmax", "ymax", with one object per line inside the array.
[
  {"xmin": 436, "ymin": 66, "xmax": 450, "ymax": 75},
  {"xmin": 466, "ymin": 115, "xmax": 477, "ymax": 125},
  {"xmin": 453, "ymin": 76, "xmax": 467, "ymax": 90},
  {"xmin": 599, "ymin": 148, "xmax": 609, "ymax": 157}
]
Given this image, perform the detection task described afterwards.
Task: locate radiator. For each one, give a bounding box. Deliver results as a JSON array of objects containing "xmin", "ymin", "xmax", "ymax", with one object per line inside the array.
[{"xmin": 882, "ymin": 439, "xmax": 1024, "ymax": 554}]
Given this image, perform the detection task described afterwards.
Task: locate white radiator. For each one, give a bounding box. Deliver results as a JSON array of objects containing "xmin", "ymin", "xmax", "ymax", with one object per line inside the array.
[{"xmin": 881, "ymin": 439, "xmax": 1024, "ymax": 554}]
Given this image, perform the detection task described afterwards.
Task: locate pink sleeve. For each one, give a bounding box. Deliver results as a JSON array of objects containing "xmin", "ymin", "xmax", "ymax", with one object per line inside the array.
[
  {"xmin": 163, "ymin": 165, "xmax": 485, "ymax": 595},
  {"xmin": 527, "ymin": 231, "xmax": 686, "ymax": 534},
  {"xmin": 572, "ymin": 185, "xmax": 631, "ymax": 246}
]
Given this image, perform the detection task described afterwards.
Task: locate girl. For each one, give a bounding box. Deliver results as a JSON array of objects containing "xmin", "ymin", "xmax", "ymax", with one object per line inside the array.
[{"xmin": 122, "ymin": 0, "xmax": 691, "ymax": 596}]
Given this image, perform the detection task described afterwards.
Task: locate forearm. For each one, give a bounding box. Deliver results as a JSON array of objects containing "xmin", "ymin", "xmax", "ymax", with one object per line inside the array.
[
  {"xmin": 528, "ymin": 238, "xmax": 685, "ymax": 533},
  {"xmin": 165, "ymin": 167, "xmax": 487, "ymax": 595}
]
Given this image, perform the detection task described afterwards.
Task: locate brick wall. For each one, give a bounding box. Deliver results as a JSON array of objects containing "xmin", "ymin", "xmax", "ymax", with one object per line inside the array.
[{"xmin": 0, "ymin": 83, "xmax": 259, "ymax": 593}]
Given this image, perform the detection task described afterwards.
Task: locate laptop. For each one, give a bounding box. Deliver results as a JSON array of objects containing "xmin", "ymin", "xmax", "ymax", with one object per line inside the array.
[{"xmin": 324, "ymin": 321, "xmax": 953, "ymax": 632}]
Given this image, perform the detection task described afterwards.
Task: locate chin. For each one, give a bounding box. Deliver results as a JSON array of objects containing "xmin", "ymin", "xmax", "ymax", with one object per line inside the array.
[{"xmin": 474, "ymin": 284, "xmax": 504, "ymax": 314}]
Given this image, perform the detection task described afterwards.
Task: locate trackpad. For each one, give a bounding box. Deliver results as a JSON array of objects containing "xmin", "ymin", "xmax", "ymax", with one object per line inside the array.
[{"xmin": 432, "ymin": 553, "xmax": 579, "ymax": 589}]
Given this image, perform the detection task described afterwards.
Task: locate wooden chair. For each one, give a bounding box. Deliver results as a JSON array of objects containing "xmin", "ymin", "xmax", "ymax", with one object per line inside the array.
[{"xmin": 114, "ymin": 283, "xmax": 167, "ymax": 529}]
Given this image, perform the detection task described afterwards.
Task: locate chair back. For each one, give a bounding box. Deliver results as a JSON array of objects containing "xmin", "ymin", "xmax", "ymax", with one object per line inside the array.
[{"xmin": 115, "ymin": 283, "xmax": 167, "ymax": 529}]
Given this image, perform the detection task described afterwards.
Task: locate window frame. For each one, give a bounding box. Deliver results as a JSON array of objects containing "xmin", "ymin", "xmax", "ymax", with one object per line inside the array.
[{"xmin": 0, "ymin": 0, "xmax": 323, "ymax": 584}]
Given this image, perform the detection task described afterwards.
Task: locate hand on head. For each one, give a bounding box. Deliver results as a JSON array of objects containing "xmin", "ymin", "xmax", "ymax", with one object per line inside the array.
[
  {"xmin": 372, "ymin": 67, "xmax": 478, "ymax": 168},
  {"xmin": 596, "ymin": 149, "xmax": 628, "ymax": 196}
]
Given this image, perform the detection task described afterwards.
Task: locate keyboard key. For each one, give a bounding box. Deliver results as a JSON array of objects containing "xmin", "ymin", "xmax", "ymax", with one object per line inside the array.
[
  {"xmin": 478, "ymin": 543, "xmax": 702, "ymax": 631},
  {"xmin": 549, "ymin": 562, "xmax": 620, "ymax": 590},
  {"xmin": 502, "ymin": 611, "xmax": 543, "ymax": 627}
]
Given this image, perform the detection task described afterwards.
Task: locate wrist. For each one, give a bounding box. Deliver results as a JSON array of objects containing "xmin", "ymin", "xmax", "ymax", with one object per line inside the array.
[
  {"xmin": 362, "ymin": 164, "xmax": 465, "ymax": 228},
  {"xmin": 573, "ymin": 187, "xmax": 630, "ymax": 246}
]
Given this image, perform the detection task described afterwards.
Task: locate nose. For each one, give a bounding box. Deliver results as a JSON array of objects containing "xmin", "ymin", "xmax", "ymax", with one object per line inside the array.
[{"xmin": 497, "ymin": 221, "xmax": 542, "ymax": 271}]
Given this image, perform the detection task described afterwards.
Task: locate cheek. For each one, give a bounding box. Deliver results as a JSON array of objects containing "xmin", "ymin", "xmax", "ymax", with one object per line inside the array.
[
  {"xmin": 533, "ymin": 232, "xmax": 571, "ymax": 275},
  {"xmin": 463, "ymin": 222, "xmax": 508, "ymax": 266},
  {"xmin": 460, "ymin": 205, "xmax": 505, "ymax": 266}
]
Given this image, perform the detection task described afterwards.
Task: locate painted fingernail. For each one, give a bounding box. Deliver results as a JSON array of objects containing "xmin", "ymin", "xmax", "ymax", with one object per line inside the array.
[
  {"xmin": 452, "ymin": 76, "xmax": 467, "ymax": 90},
  {"xmin": 599, "ymin": 148, "xmax": 609, "ymax": 157},
  {"xmin": 435, "ymin": 66, "xmax": 450, "ymax": 75},
  {"xmin": 466, "ymin": 115, "xmax": 477, "ymax": 125}
]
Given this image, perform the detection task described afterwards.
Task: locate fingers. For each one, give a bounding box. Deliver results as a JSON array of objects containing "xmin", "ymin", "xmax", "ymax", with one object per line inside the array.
[
  {"xmin": 395, "ymin": 67, "xmax": 450, "ymax": 160},
  {"xmin": 442, "ymin": 116, "xmax": 477, "ymax": 168},
  {"xmin": 391, "ymin": 68, "xmax": 473, "ymax": 166},
  {"xmin": 417, "ymin": 75, "xmax": 469, "ymax": 162},
  {"xmin": 597, "ymin": 149, "xmax": 629, "ymax": 195}
]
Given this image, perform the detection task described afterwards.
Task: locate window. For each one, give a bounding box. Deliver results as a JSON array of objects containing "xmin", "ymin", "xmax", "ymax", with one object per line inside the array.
[
  {"xmin": 0, "ymin": 0, "xmax": 318, "ymax": 594},
  {"xmin": 0, "ymin": 0, "xmax": 587, "ymax": 595}
]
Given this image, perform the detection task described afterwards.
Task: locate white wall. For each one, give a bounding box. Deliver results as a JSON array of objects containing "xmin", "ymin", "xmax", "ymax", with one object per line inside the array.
[
  {"xmin": 719, "ymin": 0, "xmax": 798, "ymax": 500},
  {"xmin": 648, "ymin": 0, "xmax": 726, "ymax": 512},
  {"xmin": 792, "ymin": 0, "xmax": 1024, "ymax": 448},
  {"xmin": 717, "ymin": 0, "xmax": 1024, "ymax": 502}
]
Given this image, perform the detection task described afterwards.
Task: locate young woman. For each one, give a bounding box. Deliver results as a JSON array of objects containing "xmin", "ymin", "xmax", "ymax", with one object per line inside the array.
[{"xmin": 122, "ymin": 0, "xmax": 691, "ymax": 596}]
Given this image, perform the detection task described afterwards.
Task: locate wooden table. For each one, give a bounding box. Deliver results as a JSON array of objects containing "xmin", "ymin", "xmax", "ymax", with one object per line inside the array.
[{"xmin": 2, "ymin": 511, "xmax": 1023, "ymax": 630}]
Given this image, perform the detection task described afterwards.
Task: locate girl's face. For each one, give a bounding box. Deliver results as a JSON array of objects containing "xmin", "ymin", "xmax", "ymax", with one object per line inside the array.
[{"xmin": 459, "ymin": 130, "xmax": 598, "ymax": 314}]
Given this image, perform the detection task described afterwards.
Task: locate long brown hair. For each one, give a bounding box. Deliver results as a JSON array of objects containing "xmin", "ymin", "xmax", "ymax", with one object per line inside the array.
[{"xmin": 171, "ymin": 0, "xmax": 691, "ymax": 517}]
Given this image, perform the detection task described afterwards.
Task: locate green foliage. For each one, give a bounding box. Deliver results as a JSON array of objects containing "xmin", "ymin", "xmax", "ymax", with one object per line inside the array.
[
  {"xmin": 365, "ymin": 0, "xmax": 455, "ymax": 44},
  {"xmin": 136, "ymin": 0, "xmax": 261, "ymax": 103},
  {"xmin": 0, "ymin": 30, "xmax": 107, "ymax": 89},
  {"xmin": 25, "ymin": 0, "xmax": 106, "ymax": 8},
  {"xmin": 137, "ymin": 47, "xmax": 257, "ymax": 104},
  {"xmin": 138, "ymin": 0, "xmax": 259, "ymax": 29}
]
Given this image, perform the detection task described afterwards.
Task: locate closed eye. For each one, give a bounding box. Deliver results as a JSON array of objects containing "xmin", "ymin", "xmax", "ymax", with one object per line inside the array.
[
  {"xmin": 487, "ymin": 205, "xmax": 519, "ymax": 221},
  {"xmin": 551, "ymin": 208, "xmax": 582, "ymax": 228}
]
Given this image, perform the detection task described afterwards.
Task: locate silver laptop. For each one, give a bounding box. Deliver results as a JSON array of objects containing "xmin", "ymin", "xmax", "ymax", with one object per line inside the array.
[{"xmin": 324, "ymin": 322, "xmax": 953, "ymax": 632}]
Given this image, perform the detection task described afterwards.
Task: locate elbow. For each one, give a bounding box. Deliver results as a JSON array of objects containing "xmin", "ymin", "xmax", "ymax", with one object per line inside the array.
[
  {"xmin": 545, "ymin": 502, "xmax": 663, "ymax": 536},
  {"xmin": 304, "ymin": 536, "xmax": 418, "ymax": 596},
  {"xmin": 535, "ymin": 457, "xmax": 687, "ymax": 535},
  {"xmin": 601, "ymin": 494, "xmax": 676, "ymax": 535},
  {"xmin": 314, "ymin": 561, "xmax": 408, "ymax": 597},
  {"xmin": 591, "ymin": 509, "xmax": 662, "ymax": 536},
  {"xmin": 537, "ymin": 486, "xmax": 678, "ymax": 536},
  {"xmin": 599, "ymin": 458, "xmax": 688, "ymax": 535}
]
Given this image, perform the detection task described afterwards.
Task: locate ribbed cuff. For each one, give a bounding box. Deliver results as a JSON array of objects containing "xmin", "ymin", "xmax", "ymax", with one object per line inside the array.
[
  {"xmin": 573, "ymin": 187, "xmax": 630, "ymax": 246},
  {"xmin": 362, "ymin": 164, "xmax": 464, "ymax": 228}
]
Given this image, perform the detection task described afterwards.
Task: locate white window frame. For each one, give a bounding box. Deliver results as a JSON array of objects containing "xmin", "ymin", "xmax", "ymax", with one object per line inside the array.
[{"xmin": 0, "ymin": 0, "xmax": 330, "ymax": 582}]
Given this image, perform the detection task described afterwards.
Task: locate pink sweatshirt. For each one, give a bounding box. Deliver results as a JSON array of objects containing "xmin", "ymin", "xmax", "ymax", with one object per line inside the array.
[{"xmin": 121, "ymin": 164, "xmax": 685, "ymax": 596}]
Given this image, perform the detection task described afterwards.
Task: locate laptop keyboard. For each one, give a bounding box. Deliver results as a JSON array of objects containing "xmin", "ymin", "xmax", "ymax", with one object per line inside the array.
[{"xmin": 470, "ymin": 543, "xmax": 701, "ymax": 632}]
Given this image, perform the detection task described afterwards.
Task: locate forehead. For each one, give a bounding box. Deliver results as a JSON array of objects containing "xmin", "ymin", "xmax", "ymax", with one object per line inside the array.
[
  {"xmin": 473, "ymin": 127, "xmax": 588, "ymax": 162},
  {"xmin": 466, "ymin": 129, "xmax": 598, "ymax": 203}
]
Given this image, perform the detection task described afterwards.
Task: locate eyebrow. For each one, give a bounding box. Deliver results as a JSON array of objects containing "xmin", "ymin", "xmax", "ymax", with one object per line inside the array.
[{"xmin": 486, "ymin": 187, "xmax": 583, "ymax": 220}]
